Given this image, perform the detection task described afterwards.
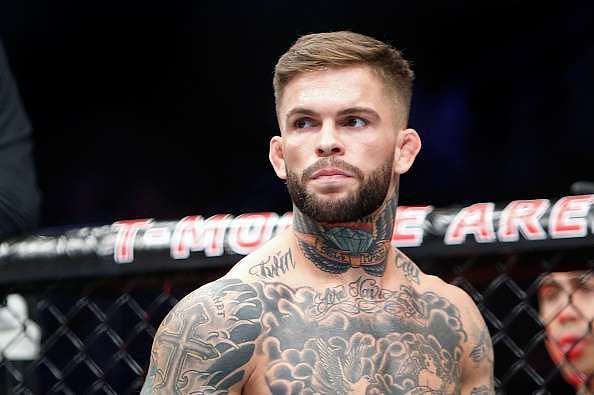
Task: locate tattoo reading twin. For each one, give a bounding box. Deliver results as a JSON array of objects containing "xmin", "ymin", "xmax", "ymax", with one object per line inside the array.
[
  {"xmin": 395, "ymin": 253, "xmax": 420, "ymax": 284},
  {"xmin": 248, "ymin": 249, "xmax": 294, "ymax": 280}
]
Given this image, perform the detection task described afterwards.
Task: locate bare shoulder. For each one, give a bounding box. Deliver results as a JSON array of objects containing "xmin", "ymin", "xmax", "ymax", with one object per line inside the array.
[
  {"xmin": 227, "ymin": 231, "xmax": 297, "ymax": 283},
  {"xmin": 394, "ymin": 249, "xmax": 495, "ymax": 393},
  {"xmin": 141, "ymin": 277, "xmax": 264, "ymax": 394},
  {"xmin": 404, "ymin": 253, "xmax": 491, "ymax": 352},
  {"xmin": 445, "ymin": 277, "xmax": 496, "ymax": 393},
  {"xmin": 142, "ymin": 231, "xmax": 295, "ymax": 394},
  {"xmin": 422, "ymin": 272, "xmax": 480, "ymax": 316},
  {"xmin": 394, "ymin": 249, "xmax": 481, "ymax": 317}
]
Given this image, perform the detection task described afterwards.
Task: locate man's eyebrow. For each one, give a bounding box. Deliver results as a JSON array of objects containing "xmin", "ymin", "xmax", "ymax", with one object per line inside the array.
[
  {"xmin": 285, "ymin": 107, "xmax": 318, "ymax": 120},
  {"xmin": 337, "ymin": 107, "xmax": 380, "ymax": 119},
  {"xmin": 285, "ymin": 106, "xmax": 381, "ymax": 120}
]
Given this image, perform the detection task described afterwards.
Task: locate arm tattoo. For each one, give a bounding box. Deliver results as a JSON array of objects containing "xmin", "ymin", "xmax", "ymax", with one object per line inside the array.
[
  {"xmin": 467, "ymin": 323, "xmax": 495, "ymax": 393},
  {"xmin": 145, "ymin": 279, "xmax": 262, "ymax": 393},
  {"xmin": 140, "ymin": 357, "xmax": 157, "ymax": 395},
  {"xmin": 394, "ymin": 252, "xmax": 421, "ymax": 284},
  {"xmin": 293, "ymin": 193, "xmax": 398, "ymax": 277},
  {"xmin": 470, "ymin": 327, "xmax": 494, "ymax": 366}
]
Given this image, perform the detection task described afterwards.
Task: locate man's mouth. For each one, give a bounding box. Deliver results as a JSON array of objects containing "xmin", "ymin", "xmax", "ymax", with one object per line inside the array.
[{"xmin": 311, "ymin": 168, "xmax": 352, "ymax": 179}]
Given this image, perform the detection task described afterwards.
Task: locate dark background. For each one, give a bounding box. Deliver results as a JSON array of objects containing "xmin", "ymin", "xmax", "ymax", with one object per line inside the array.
[
  {"xmin": 0, "ymin": 0, "xmax": 593, "ymax": 228},
  {"xmin": 1, "ymin": 3, "xmax": 591, "ymax": 393}
]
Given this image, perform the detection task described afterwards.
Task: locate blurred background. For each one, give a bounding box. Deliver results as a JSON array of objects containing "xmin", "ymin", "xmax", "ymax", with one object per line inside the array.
[
  {"xmin": 0, "ymin": 0, "xmax": 593, "ymax": 228},
  {"xmin": 1, "ymin": 2, "xmax": 594, "ymax": 393}
]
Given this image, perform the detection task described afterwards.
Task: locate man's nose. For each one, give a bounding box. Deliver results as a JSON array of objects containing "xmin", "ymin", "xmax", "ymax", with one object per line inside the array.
[{"xmin": 316, "ymin": 122, "xmax": 344, "ymax": 157}]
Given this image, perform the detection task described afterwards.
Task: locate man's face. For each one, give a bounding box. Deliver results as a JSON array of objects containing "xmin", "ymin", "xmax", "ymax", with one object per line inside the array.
[
  {"xmin": 270, "ymin": 65, "xmax": 414, "ymax": 223},
  {"xmin": 539, "ymin": 271, "xmax": 594, "ymax": 388}
]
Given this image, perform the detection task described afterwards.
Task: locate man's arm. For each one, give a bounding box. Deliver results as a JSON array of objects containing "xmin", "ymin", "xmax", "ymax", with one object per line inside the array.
[
  {"xmin": 456, "ymin": 288, "xmax": 495, "ymax": 394},
  {"xmin": 141, "ymin": 278, "xmax": 263, "ymax": 394}
]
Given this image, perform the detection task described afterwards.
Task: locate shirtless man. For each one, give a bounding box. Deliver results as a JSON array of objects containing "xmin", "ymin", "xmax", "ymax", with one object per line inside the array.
[{"xmin": 141, "ymin": 31, "xmax": 495, "ymax": 394}]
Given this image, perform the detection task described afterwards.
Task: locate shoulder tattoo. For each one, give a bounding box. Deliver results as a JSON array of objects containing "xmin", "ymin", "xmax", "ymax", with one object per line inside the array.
[{"xmin": 148, "ymin": 279, "xmax": 262, "ymax": 393}]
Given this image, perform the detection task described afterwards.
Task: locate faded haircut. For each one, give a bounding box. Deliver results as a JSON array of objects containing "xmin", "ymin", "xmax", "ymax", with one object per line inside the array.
[{"xmin": 273, "ymin": 31, "xmax": 414, "ymax": 123}]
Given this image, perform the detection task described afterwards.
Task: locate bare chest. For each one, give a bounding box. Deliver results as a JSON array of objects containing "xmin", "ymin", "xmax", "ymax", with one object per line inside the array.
[{"xmin": 243, "ymin": 279, "xmax": 465, "ymax": 395}]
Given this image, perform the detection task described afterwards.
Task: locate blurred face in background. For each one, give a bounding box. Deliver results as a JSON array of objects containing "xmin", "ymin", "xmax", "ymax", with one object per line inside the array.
[{"xmin": 539, "ymin": 271, "xmax": 594, "ymax": 390}]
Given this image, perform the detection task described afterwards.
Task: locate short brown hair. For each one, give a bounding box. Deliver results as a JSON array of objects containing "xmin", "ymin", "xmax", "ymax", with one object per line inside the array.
[{"xmin": 273, "ymin": 31, "xmax": 414, "ymax": 122}]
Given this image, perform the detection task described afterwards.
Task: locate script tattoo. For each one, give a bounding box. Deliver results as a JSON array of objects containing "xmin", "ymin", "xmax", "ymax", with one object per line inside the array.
[
  {"xmin": 395, "ymin": 253, "xmax": 420, "ymax": 284},
  {"xmin": 307, "ymin": 276, "xmax": 426, "ymax": 320},
  {"xmin": 293, "ymin": 193, "xmax": 398, "ymax": 277},
  {"xmin": 146, "ymin": 279, "xmax": 262, "ymax": 394},
  {"xmin": 248, "ymin": 249, "xmax": 295, "ymax": 280}
]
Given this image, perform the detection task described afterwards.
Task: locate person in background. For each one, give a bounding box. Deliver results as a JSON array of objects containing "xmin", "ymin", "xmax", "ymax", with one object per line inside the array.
[
  {"xmin": 0, "ymin": 41, "xmax": 40, "ymax": 239},
  {"xmin": 0, "ymin": 39, "xmax": 42, "ymax": 392},
  {"xmin": 539, "ymin": 271, "xmax": 594, "ymax": 394}
]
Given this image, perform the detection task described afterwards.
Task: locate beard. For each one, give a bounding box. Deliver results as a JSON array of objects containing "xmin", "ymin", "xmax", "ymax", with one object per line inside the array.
[{"xmin": 286, "ymin": 157, "xmax": 393, "ymax": 223}]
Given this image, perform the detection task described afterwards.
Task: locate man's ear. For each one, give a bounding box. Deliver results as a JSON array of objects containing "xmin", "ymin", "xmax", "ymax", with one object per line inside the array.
[
  {"xmin": 394, "ymin": 128, "xmax": 421, "ymax": 174},
  {"xmin": 269, "ymin": 136, "xmax": 287, "ymax": 180}
]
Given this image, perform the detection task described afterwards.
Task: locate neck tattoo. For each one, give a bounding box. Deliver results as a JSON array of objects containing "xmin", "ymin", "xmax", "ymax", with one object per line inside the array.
[{"xmin": 293, "ymin": 192, "xmax": 398, "ymax": 277}]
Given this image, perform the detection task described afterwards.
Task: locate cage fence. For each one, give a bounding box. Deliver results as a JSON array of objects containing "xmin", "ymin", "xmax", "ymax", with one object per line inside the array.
[{"xmin": 1, "ymin": 196, "xmax": 593, "ymax": 394}]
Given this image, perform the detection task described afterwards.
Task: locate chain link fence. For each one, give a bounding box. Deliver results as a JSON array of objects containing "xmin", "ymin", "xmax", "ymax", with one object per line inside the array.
[
  {"xmin": 3, "ymin": 250, "xmax": 592, "ymax": 394},
  {"xmin": 2, "ymin": 201, "xmax": 593, "ymax": 394},
  {"xmin": 1, "ymin": 268, "xmax": 228, "ymax": 394}
]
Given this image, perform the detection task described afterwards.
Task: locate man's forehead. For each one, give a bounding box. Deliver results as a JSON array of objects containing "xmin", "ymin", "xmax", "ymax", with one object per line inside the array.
[
  {"xmin": 286, "ymin": 64, "xmax": 381, "ymax": 87},
  {"xmin": 280, "ymin": 66, "xmax": 389, "ymax": 110},
  {"xmin": 277, "ymin": 65, "xmax": 399, "ymax": 128}
]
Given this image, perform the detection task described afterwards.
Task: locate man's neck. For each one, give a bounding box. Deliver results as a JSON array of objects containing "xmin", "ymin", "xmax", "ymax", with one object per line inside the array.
[{"xmin": 292, "ymin": 191, "xmax": 397, "ymax": 278}]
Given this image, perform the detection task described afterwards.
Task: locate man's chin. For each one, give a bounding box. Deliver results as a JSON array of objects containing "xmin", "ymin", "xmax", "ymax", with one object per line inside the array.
[
  {"xmin": 309, "ymin": 191, "xmax": 351, "ymax": 202},
  {"xmin": 307, "ymin": 184, "xmax": 356, "ymax": 199}
]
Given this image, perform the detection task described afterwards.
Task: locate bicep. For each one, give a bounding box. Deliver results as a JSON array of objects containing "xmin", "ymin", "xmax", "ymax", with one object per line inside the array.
[
  {"xmin": 142, "ymin": 278, "xmax": 263, "ymax": 394},
  {"xmin": 458, "ymin": 292, "xmax": 495, "ymax": 394}
]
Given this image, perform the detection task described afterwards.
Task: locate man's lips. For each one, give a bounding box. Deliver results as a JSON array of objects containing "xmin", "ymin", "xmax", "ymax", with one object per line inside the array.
[{"xmin": 311, "ymin": 168, "xmax": 352, "ymax": 179}]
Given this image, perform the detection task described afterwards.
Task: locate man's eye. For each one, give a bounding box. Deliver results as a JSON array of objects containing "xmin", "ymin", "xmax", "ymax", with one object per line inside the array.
[
  {"xmin": 344, "ymin": 117, "xmax": 367, "ymax": 128},
  {"xmin": 294, "ymin": 118, "xmax": 315, "ymax": 129}
]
